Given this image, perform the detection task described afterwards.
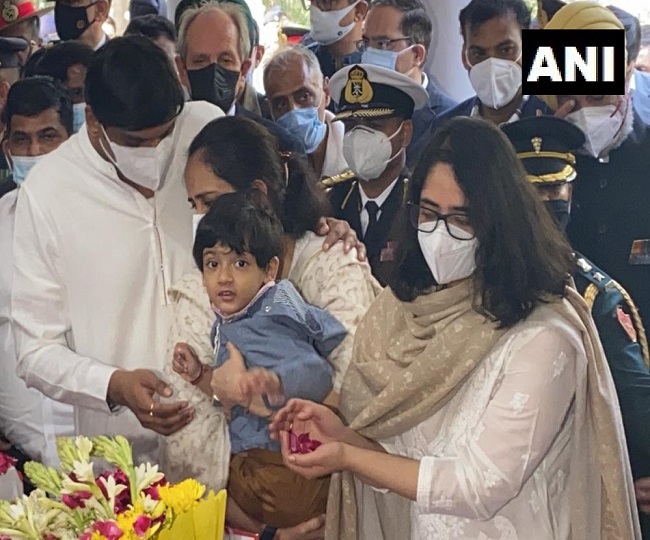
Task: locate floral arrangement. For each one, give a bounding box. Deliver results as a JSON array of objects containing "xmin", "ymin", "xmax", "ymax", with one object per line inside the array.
[{"xmin": 0, "ymin": 436, "xmax": 224, "ymax": 540}]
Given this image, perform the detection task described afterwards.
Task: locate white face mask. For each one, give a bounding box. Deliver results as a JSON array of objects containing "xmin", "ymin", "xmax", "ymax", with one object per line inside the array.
[
  {"xmin": 361, "ymin": 47, "xmax": 399, "ymax": 71},
  {"xmin": 192, "ymin": 213, "xmax": 205, "ymax": 243},
  {"xmin": 6, "ymin": 152, "xmax": 43, "ymax": 186},
  {"xmin": 418, "ymin": 224, "xmax": 477, "ymax": 285},
  {"xmin": 343, "ymin": 123, "xmax": 403, "ymax": 181},
  {"xmin": 100, "ymin": 125, "xmax": 175, "ymax": 191},
  {"xmin": 310, "ymin": 1, "xmax": 359, "ymax": 46},
  {"xmin": 468, "ymin": 55, "xmax": 522, "ymax": 110},
  {"xmin": 565, "ymin": 103, "xmax": 625, "ymax": 159}
]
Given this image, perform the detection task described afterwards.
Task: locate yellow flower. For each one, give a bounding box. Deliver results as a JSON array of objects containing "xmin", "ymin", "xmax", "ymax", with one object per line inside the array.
[
  {"xmin": 91, "ymin": 532, "xmax": 108, "ymax": 540},
  {"xmin": 158, "ymin": 479, "xmax": 205, "ymax": 515}
]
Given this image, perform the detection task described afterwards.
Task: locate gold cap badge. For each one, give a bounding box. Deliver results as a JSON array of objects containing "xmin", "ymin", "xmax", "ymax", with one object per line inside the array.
[
  {"xmin": 531, "ymin": 136, "xmax": 542, "ymax": 154},
  {"xmin": 344, "ymin": 66, "xmax": 373, "ymax": 105},
  {"xmin": 2, "ymin": 1, "xmax": 19, "ymax": 23}
]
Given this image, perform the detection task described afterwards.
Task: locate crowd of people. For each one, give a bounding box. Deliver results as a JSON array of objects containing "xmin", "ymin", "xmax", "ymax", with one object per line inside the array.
[{"xmin": 0, "ymin": 0, "xmax": 650, "ymax": 538}]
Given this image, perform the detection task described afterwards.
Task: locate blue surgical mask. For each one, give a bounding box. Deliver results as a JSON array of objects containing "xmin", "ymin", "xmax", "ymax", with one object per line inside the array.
[
  {"xmin": 276, "ymin": 107, "xmax": 327, "ymax": 154},
  {"xmin": 73, "ymin": 102, "xmax": 86, "ymax": 133},
  {"xmin": 633, "ymin": 69, "xmax": 650, "ymax": 125},
  {"xmin": 7, "ymin": 153, "xmax": 43, "ymax": 186},
  {"xmin": 361, "ymin": 47, "xmax": 399, "ymax": 71}
]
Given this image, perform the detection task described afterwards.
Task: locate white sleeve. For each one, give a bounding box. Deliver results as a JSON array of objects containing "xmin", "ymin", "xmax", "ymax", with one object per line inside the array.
[
  {"xmin": 12, "ymin": 187, "xmax": 116, "ymax": 412},
  {"xmin": 415, "ymin": 326, "xmax": 577, "ymax": 520}
]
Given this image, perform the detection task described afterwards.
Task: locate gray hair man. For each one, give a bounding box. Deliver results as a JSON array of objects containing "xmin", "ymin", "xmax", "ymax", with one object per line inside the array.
[
  {"xmin": 264, "ymin": 45, "xmax": 348, "ymax": 180},
  {"xmin": 176, "ymin": 2, "xmax": 305, "ymax": 153}
]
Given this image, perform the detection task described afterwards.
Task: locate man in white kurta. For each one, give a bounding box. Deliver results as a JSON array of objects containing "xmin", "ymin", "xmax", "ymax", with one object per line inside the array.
[
  {"xmin": 0, "ymin": 77, "xmax": 76, "ymax": 467},
  {"xmin": 11, "ymin": 36, "xmax": 223, "ymax": 463}
]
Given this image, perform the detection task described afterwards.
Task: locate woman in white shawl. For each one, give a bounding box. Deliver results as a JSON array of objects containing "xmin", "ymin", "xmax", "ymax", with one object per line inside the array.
[
  {"xmin": 161, "ymin": 116, "xmax": 380, "ymax": 538},
  {"xmin": 268, "ymin": 117, "xmax": 641, "ymax": 539}
]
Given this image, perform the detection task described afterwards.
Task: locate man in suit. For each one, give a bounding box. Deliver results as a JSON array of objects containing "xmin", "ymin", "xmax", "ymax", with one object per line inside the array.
[
  {"xmin": 359, "ymin": 0, "xmax": 456, "ymax": 170},
  {"xmin": 408, "ymin": 0, "xmax": 551, "ymax": 167},
  {"xmin": 327, "ymin": 63, "xmax": 427, "ymax": 285},
  {"xmin": 175, "ymin": 1, "xmax": 304, "ymax": 154}
]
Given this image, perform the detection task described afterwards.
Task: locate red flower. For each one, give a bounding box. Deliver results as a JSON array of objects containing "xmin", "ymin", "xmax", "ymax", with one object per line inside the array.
[
  {"xmin": 288, "ymin": 432, "xmax": 322, "ymax": 454},
  {"xmin": 96, "ymin": 469, "xmax": 132, "ymax": 513},
  {"xmin": 142, "ymin": 477, "xmax": 167, "ymax": 501},
  {"xmin": 134, "ymin": 515, "xmax": 153, "ymax": 537},
  {"xmin": 62, "ymin": 490, "xmax": 92, "ymax": 509},
  {"xmin": 0, "ymin": 452, "xmax": 16, "ymax": 475},
  {"xmin": 93, "ymin": 520, "xmax": 124, "ymax": 540}
]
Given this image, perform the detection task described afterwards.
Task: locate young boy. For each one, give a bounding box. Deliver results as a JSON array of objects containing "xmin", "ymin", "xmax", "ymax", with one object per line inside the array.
[{"xmin": 172, "ymin": 192, "xmax": 346, "ymax": 532}]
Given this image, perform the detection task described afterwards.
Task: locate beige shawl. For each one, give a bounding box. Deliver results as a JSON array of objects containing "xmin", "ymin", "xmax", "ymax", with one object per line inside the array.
[{"xmin": 325, "ymin": 281, "xmax": 640, "ymax": 539}]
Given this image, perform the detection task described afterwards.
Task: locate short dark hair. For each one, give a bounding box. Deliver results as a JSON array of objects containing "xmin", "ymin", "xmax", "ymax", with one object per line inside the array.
[
  {"xmin": 370, "ymin": 0, "xmax": 431, "ymax": 51},
  {"xmin": 607, "ymin": 5, "xmax": 641, "ymax": 61},
  {"xmin": 24, "ymin": 41, "xmax": 94, "ymax": 83},
  {"xmin": 459, "ymin": 0, "xmax": 531, "ymax": 40},
  {"xmin": 193, "ymin": 191, "xmax": 283, "ymax": 271},
  {"xmin": 188, "ymin": 116, "xmax": 328, "ymax": 239},
  {"xmin": 85, "ymin": 35, "xmax": 184, "ymax": 130},
  {"xmin": 390, "ymin": 117, "xmax": 573, "ymax": 328},
  {"xmin": 2, "ymin": 76, "xmax": 73, "ymax": 135},
  {"xmin": 125, "ymin": 14, "xmax": 177, "ymax": 43},
  {"xmin": 642, "ymin": 25, "xmax": 650, "ymax": 47}
]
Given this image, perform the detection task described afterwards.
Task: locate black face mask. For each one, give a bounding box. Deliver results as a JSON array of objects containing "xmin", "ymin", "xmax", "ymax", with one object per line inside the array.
[
  {"xmin": 55, "ymin": 2, "xmax": 95, "ymax": 41},
  {"xmin": 187, "ymin": 63, "xmax": 240, "ymax": 112},
  {"xmin": 545, "ymin": 199, "xmax": 571, "ymax": 232}
]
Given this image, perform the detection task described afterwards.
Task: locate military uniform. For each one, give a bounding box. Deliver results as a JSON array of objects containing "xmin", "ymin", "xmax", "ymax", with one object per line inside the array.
[
  {"xmin": 327, "ymin": 174, "xmax": 408, "ymax": 286},
  {"xmin": 503, "ymin": 116, "xmax": 650, "ymax": 538},
  {"xmin": 325, "ymin": 64, "xmax": 428, "ymax": 285}
]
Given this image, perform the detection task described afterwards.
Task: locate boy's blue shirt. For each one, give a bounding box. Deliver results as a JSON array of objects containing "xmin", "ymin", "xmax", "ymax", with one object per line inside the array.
[{"xmin": 210, "ymin": 279, "xmax": 346, "ymax": 453}]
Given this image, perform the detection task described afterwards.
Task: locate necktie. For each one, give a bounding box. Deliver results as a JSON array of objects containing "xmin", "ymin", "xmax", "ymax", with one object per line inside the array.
[{"xmin": 364, "ymin": 200, "xmax": 380, "ymax": 241}]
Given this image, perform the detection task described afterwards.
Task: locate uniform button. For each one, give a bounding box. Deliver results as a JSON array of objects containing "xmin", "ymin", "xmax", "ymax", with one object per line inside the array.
[
  {"xmin": 598, "ymin": 223, "xmax": 608, "ymax": 235},
  {"xmin": 265, "ymin": 306, "xmax": 271, "ymax": 312},
  {"xmin": 599, "ymin": 178, "xmax": 608, "ymax": 188}
]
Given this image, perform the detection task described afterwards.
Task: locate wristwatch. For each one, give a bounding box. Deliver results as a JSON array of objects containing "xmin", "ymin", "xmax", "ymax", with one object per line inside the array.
[{"xmin": 260, "ymin": 526, "xmax": 277, "ymax": 540}]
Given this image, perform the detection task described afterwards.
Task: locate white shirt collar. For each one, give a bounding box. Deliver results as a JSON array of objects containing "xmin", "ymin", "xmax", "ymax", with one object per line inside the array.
[
  {"xmin": 359, "ymin": 177, "xmax": 400, "ymax": 210},
  {"xmin": 321, "ymin": 109, "xmax": 349, "ymax": 179},
  {"xmin": 421, "ymin": 73, "xmax": 429, "ymax": 89},
  {"xmin": 226, "ymin": 102, "xmax": 237, "ymax": 116},
  {"xmin": 470, "ymin": 94, "xmax": 530, "ymax": 125},
  {"xmin": 94, "ymin": 34, "xmax": 108, "ymax": 51}
]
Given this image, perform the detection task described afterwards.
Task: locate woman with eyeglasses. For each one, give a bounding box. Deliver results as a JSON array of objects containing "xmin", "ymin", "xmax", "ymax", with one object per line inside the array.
[{"xmin": 268, "ymin": 117, "xmax": 641, "ymax": 539}]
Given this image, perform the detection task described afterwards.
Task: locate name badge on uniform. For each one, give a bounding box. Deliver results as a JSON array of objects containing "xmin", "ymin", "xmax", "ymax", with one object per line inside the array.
[
  {"xmin": 629, "ymin": 239, "xmax": 650, "ymax": 265},
  {"xmin": 616, "ymin": 306, "xmax": 638, "ymax": 342},
  {"xmin": 380, "ymin": 241, "xmax": 397, "ymax": 262}
]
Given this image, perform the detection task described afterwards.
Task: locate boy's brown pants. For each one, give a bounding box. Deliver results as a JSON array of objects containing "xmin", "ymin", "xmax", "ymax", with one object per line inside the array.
[{"xmin": 228, "ymin": 449, "xmax": 330, "ymax": 528}]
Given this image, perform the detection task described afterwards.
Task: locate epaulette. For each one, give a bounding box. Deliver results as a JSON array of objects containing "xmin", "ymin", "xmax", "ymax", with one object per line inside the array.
[
  {"xmin": 320, "ymin": 169, "xmax": 355, "ymax": 189},
  {"xmin": 577, "ymin": 256, "xmax": 650, "ymax": 367},
  {"xmin": 575, "ymin": 257, "xmax": 615, "ymax": 295}
]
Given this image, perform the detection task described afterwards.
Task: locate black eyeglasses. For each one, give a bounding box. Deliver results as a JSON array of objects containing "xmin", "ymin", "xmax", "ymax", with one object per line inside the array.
[
  {"xmin": 355, "ymin": 36, "xmax": 414, "ymax": 52},
  {"xmin": 408, "ymin": 202, "xmax": 475, "ymax": 240}
]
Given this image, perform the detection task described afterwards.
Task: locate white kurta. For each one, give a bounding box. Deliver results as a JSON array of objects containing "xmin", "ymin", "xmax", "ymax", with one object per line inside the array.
[
  {"xmin": 321, "ymin": 110, "xmax": 349, "ymax": 180},
  {"xmin": 11, "ymin": 101, "xmax": 223, "ymax": 463},
  {"xmin": 0, "ymin": 191, "xmax": 74, "ymax": 467},
  {"xmin": 374, "ymin": 305, "xmax": 588, "ymax": 540}
]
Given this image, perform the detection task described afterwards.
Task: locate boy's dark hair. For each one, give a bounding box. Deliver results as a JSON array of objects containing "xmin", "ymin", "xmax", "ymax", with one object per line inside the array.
[
  {"xmin": 188, "ymin": 116, "xmax": 327, "ymax": 238},
  {"xmin": 85, "ymin": 35, "xmax": 184, "ymax": 130},
  {"xmin": 389, "ymin": 116, "xmax": 573, "ymax": 328},
  {"xmin": 24, "ymin": 41, "xmax": 94, "ymax": 83},
  {"xmin": 125, "ymin": 14, "xmax": 177, "ymax": 43},
  {"xmin": 193, "ymin": 191, "xmax": 284, "ymax": 271},
  {"xmin": 2, "ymin": 76, "xmax": 73, "ymax": 135},
  {"xmin": 459, "ymin": 0, "xmax": 531, "ymax": 39},
  {"xmin": 370, "ymin": 0, "xmax": 432, "ymax": 52}
]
